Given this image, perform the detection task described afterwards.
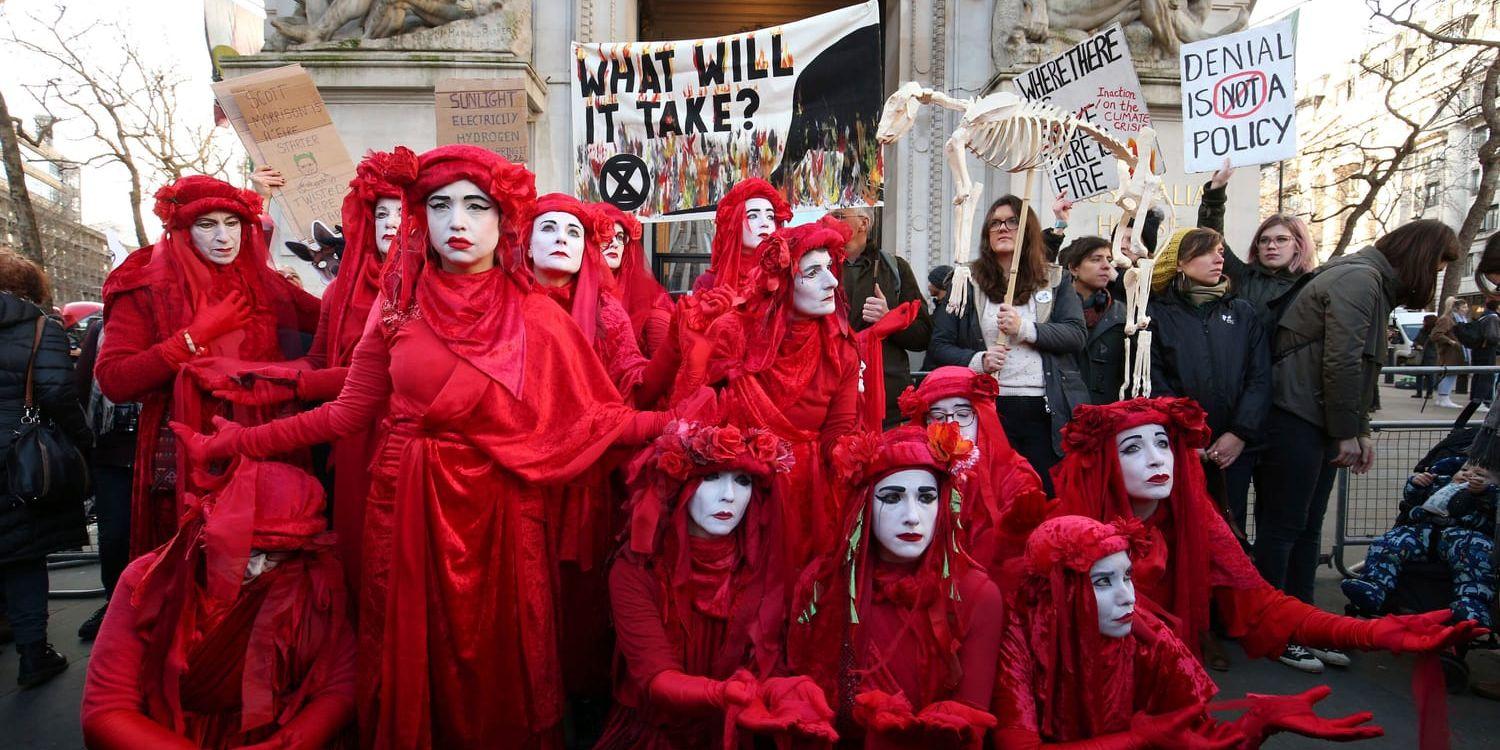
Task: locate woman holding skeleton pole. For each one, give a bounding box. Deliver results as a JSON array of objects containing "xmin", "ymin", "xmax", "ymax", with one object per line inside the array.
[{"xmin": 928, "ymin": 194, "xmax": 1088, "ymax": 494}]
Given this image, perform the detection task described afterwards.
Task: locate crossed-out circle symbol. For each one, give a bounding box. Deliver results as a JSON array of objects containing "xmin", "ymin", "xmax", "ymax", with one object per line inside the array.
[{"xmin": 599, "ymin": 154, "xmax": 650, "ymax": 211}]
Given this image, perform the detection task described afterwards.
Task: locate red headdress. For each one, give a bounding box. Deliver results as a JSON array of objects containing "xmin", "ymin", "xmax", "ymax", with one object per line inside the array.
[
  {"xmin": 381, "ymin": 144, "xmax": 537, "ymax": 396},
  {"xmin": 1052, "ymin": 397, "xmax": 1258, "ymax": 655},
  {"xmin": 521, "ymin": 192, "xmax": 616, "ymax": 342},
  {"xmin": 900, "ymin": 366, "xmax": 1047, "ymax": 568},
  {"xmin": 593, "ymin": 202, "xmax": 673, "ymax": 345},
  {"xmin": 1009, "ymin": 515, "xmax": 1194, "ymax": 741},
  {"xmin": 736, "ymin": 215, "xmax": 853, "ymax": 375},
  {"xmin": 132, "ymin": 459, "xmax": 347, "ymax": 737},
  {"xmin": 620, "ymin": 420, "xmax": 795, "ymax": 677},
  {"xmin": 790, "ymin": 423, "xmax": 978, "ymax": 709},
  {"xmin": 322, "ymin": 148, "xmax": 409, "ymax": 366},
  {"xmin": 707, "ymin": 178, "xmax": 792, "ymax": 292}
]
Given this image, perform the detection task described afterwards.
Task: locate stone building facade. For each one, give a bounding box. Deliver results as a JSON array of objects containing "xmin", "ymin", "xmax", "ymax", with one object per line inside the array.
[{"xmin": 0, "ymin": 132, "xmax": 110, "ymax": 303}]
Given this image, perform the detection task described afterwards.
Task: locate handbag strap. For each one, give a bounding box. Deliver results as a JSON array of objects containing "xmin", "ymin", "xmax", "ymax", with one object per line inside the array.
[{"xmin": 22, "ymin": 316, "xmax": 44, "ymax": 414}]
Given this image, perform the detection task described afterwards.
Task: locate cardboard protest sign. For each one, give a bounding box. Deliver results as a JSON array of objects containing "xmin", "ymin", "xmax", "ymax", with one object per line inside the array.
[
  {"xmin": 211, "ymin": 64, "xmax": 355, "ymax": 239},
  {"xmin": 571, "ymin": 0, "xmax": 882, "ymax": 221},
  {"xmin": 435, "ymin": 78, "xmax": 530, "ymax": 164},
  {"xmin": 1011, "ymin": 24, "xmax": 1162, "ymax": 200},
  {"xmin": 1180, "ymin": 13, "xmax": 1298, "ymax": 173}
]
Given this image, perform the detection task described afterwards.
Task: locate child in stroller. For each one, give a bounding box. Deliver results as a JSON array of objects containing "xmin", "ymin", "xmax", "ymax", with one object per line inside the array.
[{"xmin": 1341, "ymin": 455, "xmax": 1497, "ymax": 628}]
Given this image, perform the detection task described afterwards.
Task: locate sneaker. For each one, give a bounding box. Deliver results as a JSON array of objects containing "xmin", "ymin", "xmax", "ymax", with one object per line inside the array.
[
  {"xmin": 1308, "ymin": 647, "xmax": 1352, "ymax": 668},
  {"xmin": 1477, "ymin": 403, "xmax": 1491, "ymax": 413},
  {"xmin": 16, "ymin": 642, "xmax": 68, "ymax": 689},
  {"xmin": 77, "ymin": 604, "xmax": 106, "ymax": 641},
  {"xmin": 1341, "ymin": 578, "xmax": 1387, "ymax": 614},
  {"xmin": 1437, "ymin": 396, "xmax": 1461, "ymax": 408},
  {"xmin": 1278, "ymin": 644, "xmax": 1324, "ymax": 673}
]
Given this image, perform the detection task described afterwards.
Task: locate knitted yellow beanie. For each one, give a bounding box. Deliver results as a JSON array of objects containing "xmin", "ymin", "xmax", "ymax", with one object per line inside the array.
[{"xmin": 1150, "ymin": 227, "xmax": 1196, "ymax": 293}]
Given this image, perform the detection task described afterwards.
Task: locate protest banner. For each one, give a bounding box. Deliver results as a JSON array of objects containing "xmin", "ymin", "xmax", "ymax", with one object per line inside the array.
[
  {"xmin": 435, "ymin": 78, "xmax": 530, "ymax": 164},
  {"xmin": 1011, "ymin": 24, "xmax": 1162, "ymax": 201},
  {"xmin": 571, "ymin": 0, "xmax": 882, "ymax": 220},
  {"xmin": 211, "ymin": 64, "xmax": 355, "ymax": 239},
  {"xmin": 1180, "ymin": 13, "xmax": 1298, "ymax": 173}
]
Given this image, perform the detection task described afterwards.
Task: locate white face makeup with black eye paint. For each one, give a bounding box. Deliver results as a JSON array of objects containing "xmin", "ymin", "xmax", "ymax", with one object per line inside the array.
[
  {"xmin": 373, "ymin": 197, "xmax": 402, "ymax": 256},
  {"xmin": 742, "ymin": 198, "xmax": 777, "ymax": 249},
  {"xmin": 871, "ymin": 468, "xmax": 940, "ymax": 562},
  {"xmin": 1090, "ymin": 550, "xmax": 1136, "ymax": 638},
  {"xmin": 792, "ymin": 249, "xmax": 838, "ymax": 318},
  {"xmin": 425, "ymin": 179, "xmax": 501, "ymax": 274},
  {"xmin": 529, "ymin": 211, "xmax": 586, "ymax": 286},
  {"xmin": 687, "ymin": 470, "xmax": 755, "ymax": 538},
  {"xmin": 1115, "ymin": 424, "xmax": 1173, "ymax": 519},
  {"xmin": 190, "ymin": 211, "xmax": 243, "ymax": 266}
]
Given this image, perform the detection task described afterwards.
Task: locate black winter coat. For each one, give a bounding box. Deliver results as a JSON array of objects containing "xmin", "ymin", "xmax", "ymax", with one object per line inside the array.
[
  {"xmin": 1077, "ymin": 290, "xmax": 1126, "ymax": 404},
  {"xmin": 1148, "ymin": 285, "xmax": 1272, "ymax": 443},
  {"xmin": 0, "ymin": 294, "xmax": 91, "ymax": 564},
  {"xmin": 1198, "ymin": 182, "xmax": 1307, "ymax": 327}
]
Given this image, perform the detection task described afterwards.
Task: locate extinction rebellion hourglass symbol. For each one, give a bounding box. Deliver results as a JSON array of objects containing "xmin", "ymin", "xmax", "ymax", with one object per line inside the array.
[{"xmin": 599, "ymin": 154, "xmax": 651, "ymax": 211}]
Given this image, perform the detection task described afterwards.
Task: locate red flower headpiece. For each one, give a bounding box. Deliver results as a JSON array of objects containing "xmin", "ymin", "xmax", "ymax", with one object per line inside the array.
[
  {"xmin": 347, "ymin": 146, "xmax": 411, "ymax": 204},
  {"xmin": 384, "ymin": 144, "xmax": 536, "ymax": 270},
  {"xmin": 593, "ymin": 201, "xmax": 643, "ymax": 243},
  {"xmin": 152, "ymin": 175, "xmax": 263, "ymax": 229},
  {"xmin": 1023, "ymin": 515, "xmax": 1152, "ymax": 576},
  {"xmin": 832, "ymin": 422, "xmax": 975, "ymax": 491},
  {"xmin": 898, "ymin": 366, "xmax": 1000, "ymax": 422},
  {"xmin": 1059, "ymin": 397, "xmax": 1212, "ymax": 459},
  {"xmin": 651, "ymin": 419, "xmax": 795, "ymax": 480},
  {"xmin": 747, "ymin": 215, "xmax": 851, "ymax": 298}
]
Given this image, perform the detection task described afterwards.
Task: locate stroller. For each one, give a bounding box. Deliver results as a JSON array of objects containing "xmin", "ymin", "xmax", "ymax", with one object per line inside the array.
[{"xmin": 1341, "ymin": 402, "xmax": 1500, "ymax": 692}]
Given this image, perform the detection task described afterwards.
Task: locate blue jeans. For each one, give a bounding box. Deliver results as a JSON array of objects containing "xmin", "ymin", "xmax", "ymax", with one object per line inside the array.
[{"xmin": 1254, "ymin": 408, "xmax": 1338, "ymax": 604}]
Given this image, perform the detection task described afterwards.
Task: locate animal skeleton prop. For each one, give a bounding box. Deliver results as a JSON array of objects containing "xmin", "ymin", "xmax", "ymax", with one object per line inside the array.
[{"xmin": 874, "ymin": 81, "xmax": 1170, "ymax": 397}]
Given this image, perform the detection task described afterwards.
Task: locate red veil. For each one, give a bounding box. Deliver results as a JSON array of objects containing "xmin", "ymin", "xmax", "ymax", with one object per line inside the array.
[
  {"xmin": 697, "ymin": 178, "xmax": 791, "ymax": 293},
  {"xmin": 788, "ymin": 423, "xmax": 981, "ymax": 712},
  {"xmin": 322, "ymin": 148, "xmax": 408, "ymax": 366},
  {"xmin": 595, "ymin": 202, "xmax": 673, "ymax": 352},
  {"xmin": 1051, "ymin": 398, "xmax": 1262, "ymax": 654},
  {"xmin": 523, "ymin": 192, "xmax": 617, "ymax": 343}
]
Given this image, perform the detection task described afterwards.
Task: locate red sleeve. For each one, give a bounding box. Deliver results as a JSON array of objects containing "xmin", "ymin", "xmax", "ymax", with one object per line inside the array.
[
  {"xmin": 289, "ymin": 284, "xmax": 322, "ymax": 334},
  {"xmin": 596, "ymin": 297, "xmax": 650, "ymax": 401},
  {"xmin": 270, "ymin": 606, "xmax": 356, "ymax": 749},
  {"xmin": 235, "ymin": 307, "xmax": 392, "ymax": 459},
  {"xmin": 818, "ymin": 344, "xmax": 860, "ymax": 458},
  {"xmin": 1215, "ymin": 583, "xmax": 1344, "ymax": 659},
  {"xmin": 991, "ymin": 611, "xmax": 1040, "ymax": 736},
  {"xmin": 297, "ymin": 282, "xmax": 335, "ymax": 371},
  {"xmin": 642, "ymin": 305, "xmax": 673, "ymax": 358},
  {"xmin": 96, "ymin": 290, "xmax": 191, "ymax": 404},
  {"xmin": 956, "ymin": 574, "xmax": 1004, "ymax": 709},
  {"xmin": 81, "ymin": 557, "xmax": 199, "ymax": 750},
  {"xmin": 609, "ymin": 557, "xmax": 684, "ymax": 703}
]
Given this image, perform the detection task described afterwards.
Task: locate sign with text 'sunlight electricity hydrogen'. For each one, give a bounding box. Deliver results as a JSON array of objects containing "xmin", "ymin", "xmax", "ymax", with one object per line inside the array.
[{"xmin": 1180, "ymin": 12, "xmax": 1298, "ymax": 173}]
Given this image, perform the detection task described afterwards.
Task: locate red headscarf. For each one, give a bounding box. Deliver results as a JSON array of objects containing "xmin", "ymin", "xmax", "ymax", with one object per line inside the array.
[
  {"xmin": 323, "ymin": 148, "xmax": 408, "ymax": 366},
  {"xmin": 594, "ymin": 202, "xmax": 673, "ymax": 342},
  {"xmin": 1052, "ymin": 398, "xmax": 1260, "ymax": 654},
  {"xmin": 900, "ymin": 366, "xmax": 1047, "ymax": 568},
  {"xmin": 1012, "ymin": 515, "xmax": 1195, "ymax": 741},
  {"xmin": 108, "ymin": 175, "xmax": 288, "ymax": 360},
  {"xmin": 132, "ymin": 459, "xmax": 347, "ymax": 737},
  {"xmin": 620, "ymin": 419, "xmax": 796, "ymax": 678},
  {"xmin": 706, "ymin": 178, "xmax": 792, "ymax": 292},
  {"xmin": 738, "ymin": 215, "xmax": 853, "ymax": 374},
  {"xmin": 790, "ymin": 423, "xmax": 979, "ymax": 709},
  {"xmin": 381, "ymin": 144, "xmax": 537, "ymax": 396},
  {"xmin": 522, "ymin": 192, "xmax": 615, "ymax": 343}
]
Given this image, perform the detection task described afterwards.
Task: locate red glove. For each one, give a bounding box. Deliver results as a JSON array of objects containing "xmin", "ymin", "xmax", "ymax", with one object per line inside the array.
[
  {"xmin": 212, "ymin": 365, "xmax": 303, "ymax": 406},
  {"xmin": 734, "ymin": 676, "xmax": 838, "ymax": 744},
  {"xmin": 296, "ymin": 367, "xmax": 349, "ymax": 402},
  {"xmin": 670, "ymin": 386, "xmax": 719, "ymax": 423},
  {"xmin": 646, "ymin": 669, "xmax": 756, "ymax": 714},
  {"xmin": 1127, "ymin": 704, "xmax": 1242, "ymax": 750},
  {"xmin": 915, "ymin": 701, "xmax": 997, "ymax": 750},
  {"xmin": 1217, "ymin": 686, "xmax": 1382, "ymax": 747},
  {"xmin": 185, "ymin": 290, "xmax": 251, "ymax": 348},
  {"xmin": 853, "ymin": 690, "xmax": 918, "ymax": 735},
  {"xmin": 1367, "ymin": 610, "xmax": 1488, "ymax": 655},
  {"xmin": 170, "ymin": 415, "xmax": 244, "ymax": 464},
  {"xmin": 180, "ymin": 356, "xmax": 243, "ymax": 390}
]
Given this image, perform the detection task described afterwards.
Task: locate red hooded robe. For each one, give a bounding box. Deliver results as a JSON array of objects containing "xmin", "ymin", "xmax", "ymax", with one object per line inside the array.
[{"xmin": 692, "ymin": 178, "xmax": 791, "ymax": 294}]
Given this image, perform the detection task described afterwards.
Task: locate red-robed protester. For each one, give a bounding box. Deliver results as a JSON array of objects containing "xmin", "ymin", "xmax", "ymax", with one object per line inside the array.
[
  {"xmin": 96, "ymin": 175, "xmax": 320, "ymax": 558},
  {"xmin": 175, "ymin": 144, "xmax": 691, "ymax": 748},
  {"xmin": 597, "ymin": 419, "xmax": 837, "ymax": 749},
  {"xmin": 692, "ymin": 178, "xmax": 791, "ymax": 293},
  {"xmin": 789, "ymin": 424, "xmax": 1003, "ymax": 750},
  {"xmin": 897, "ymin": 366, "xmax": 1048, "ymax": 571},
  {"xmin": 210, "ymin": 148, "xmax": 410, "ymax": 593},
  {"xmin": 595, "ymin": 201, "xmax": 675, "ymax": 356},
  {"xmin": 991, "ymin": 515, "xmax": 1382, "ymax": 749},
  {"xmin": 82, "ymin": 460, "xmax": 355, "ymax": 750},
  {"xmin": 691, "ymin": 217, "xmax": 860, "ymax": 571}
]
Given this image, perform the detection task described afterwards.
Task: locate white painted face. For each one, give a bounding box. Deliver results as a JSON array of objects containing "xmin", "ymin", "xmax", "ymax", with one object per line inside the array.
[
  {"xmin": 927, "ymin": 396, "xmax": 977, "ymax": 442},
  {"xmin": 529, "ymin": 210, "xmax": 586, "ymax": 283},
  {"xmin": 1089, "ymin": 550, "xmax": 1136, "ymax": 638},
  {"xmin": 742, "ymin": 198, "xmax": 777, "ymax": 249},
  {"xmin": 792, "ymin": 249, "xmax": 838, "ymax": 317},
  {"xmin": 1115, "ymin": 424, "xmax": 1174, "ymax": 503},
  {"xmin": 871, "ymin": 468, "xmax": 940, "ymax": 562},
  {"xmin": 425, "ymin": 179, "xmax": 501, "ymax": 274},
  {"xmin": 373, "ymin": 197, "xmax": 402, "ymax": 256},
  {"xmin": 687, "ymin": 470, "xmax": 755, "ymax": 537},
  {"xmin": 190, "ymin": 210, "xmax": 243, "ymax": 266},
  {"xmin": 602, "ymin": 222, "xmax": 628, "ymax": 270}
]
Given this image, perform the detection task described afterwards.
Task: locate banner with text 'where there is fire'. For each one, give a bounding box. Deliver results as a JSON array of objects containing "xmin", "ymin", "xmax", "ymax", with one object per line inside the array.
[{"xmin": 571, "ymin": 0, "xmax": 882, "ymax": 221}]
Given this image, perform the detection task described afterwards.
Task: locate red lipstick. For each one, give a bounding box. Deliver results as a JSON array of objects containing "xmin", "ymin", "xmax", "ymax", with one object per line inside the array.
[
  {"xmin": 1147, "ymin": 473, "xmax": 1170, "ymax": 485},
  {"xmin": 446, "ymin": 237, "xmax": 473, "ymax": 250},
  {"xmin": 896, "ymin": 532, "xmax": 924, "ymax": 542}
]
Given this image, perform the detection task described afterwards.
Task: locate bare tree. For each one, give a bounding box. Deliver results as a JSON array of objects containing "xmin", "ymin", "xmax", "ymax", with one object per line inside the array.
[
  {"xmin": 1367, "ymin": 0, "xmax": 1500, "ymax": 306},
  {"xmin": 2, "ymin": 3, "xmax": 235, "ymax": 249},
  {"xmin": 1299, "ymin": 34, "xmax": 1482, "ymax": 257},
  {"xmin": 0, "ymin": 90, "xmax": 47, "ymax": 268}
]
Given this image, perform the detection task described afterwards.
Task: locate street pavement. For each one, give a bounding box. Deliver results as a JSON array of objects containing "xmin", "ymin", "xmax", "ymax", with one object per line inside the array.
[{"xmin": 2, "ymin": 383, "xmax": 1497, "ymax": 748}]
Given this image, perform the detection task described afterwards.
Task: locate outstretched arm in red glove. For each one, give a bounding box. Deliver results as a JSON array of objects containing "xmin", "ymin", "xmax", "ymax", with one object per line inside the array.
[
  {"xmin": 1292, "ymin": 607, "xmax": 1487, "ymax": 656},
  {"xmin": 646, "ymin": 669, "xmax": 756, "ymax": 717},
  {"xmin": 991, "ymin": 705, "xmax": 1243, "ymax": 750},
  {"xmin": 734, "ymin": 675, "xmax": 839, "ymax": 745},
  {"xmin": 1213, "ymin": 686, "xmax": 1382, "ymax": 749}
]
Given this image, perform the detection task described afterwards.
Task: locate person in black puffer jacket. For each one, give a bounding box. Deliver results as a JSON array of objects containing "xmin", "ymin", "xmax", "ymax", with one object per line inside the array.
[
  {"xmin": 0, "ymin": 250, "xmax": 91, "ymax": 688},
  {"xmin": 1147, "ymin": 228, "xmax": 1270, "ymax": 530}
]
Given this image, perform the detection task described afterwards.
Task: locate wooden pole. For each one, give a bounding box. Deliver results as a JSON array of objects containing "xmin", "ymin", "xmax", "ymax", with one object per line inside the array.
[{"xmin": 1003, "ymin": 167, "xmax": 1038, "ymax": 307}]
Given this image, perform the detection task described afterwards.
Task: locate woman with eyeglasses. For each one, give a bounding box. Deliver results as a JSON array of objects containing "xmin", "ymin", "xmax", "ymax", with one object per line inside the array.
[
  {"xmin": 928, "ymin": 195, "xmax": 1088, "ymax": 494},
  {"xmin": 1197, "ymin": 159, "xmax": 1319, "ymax": 326}
]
